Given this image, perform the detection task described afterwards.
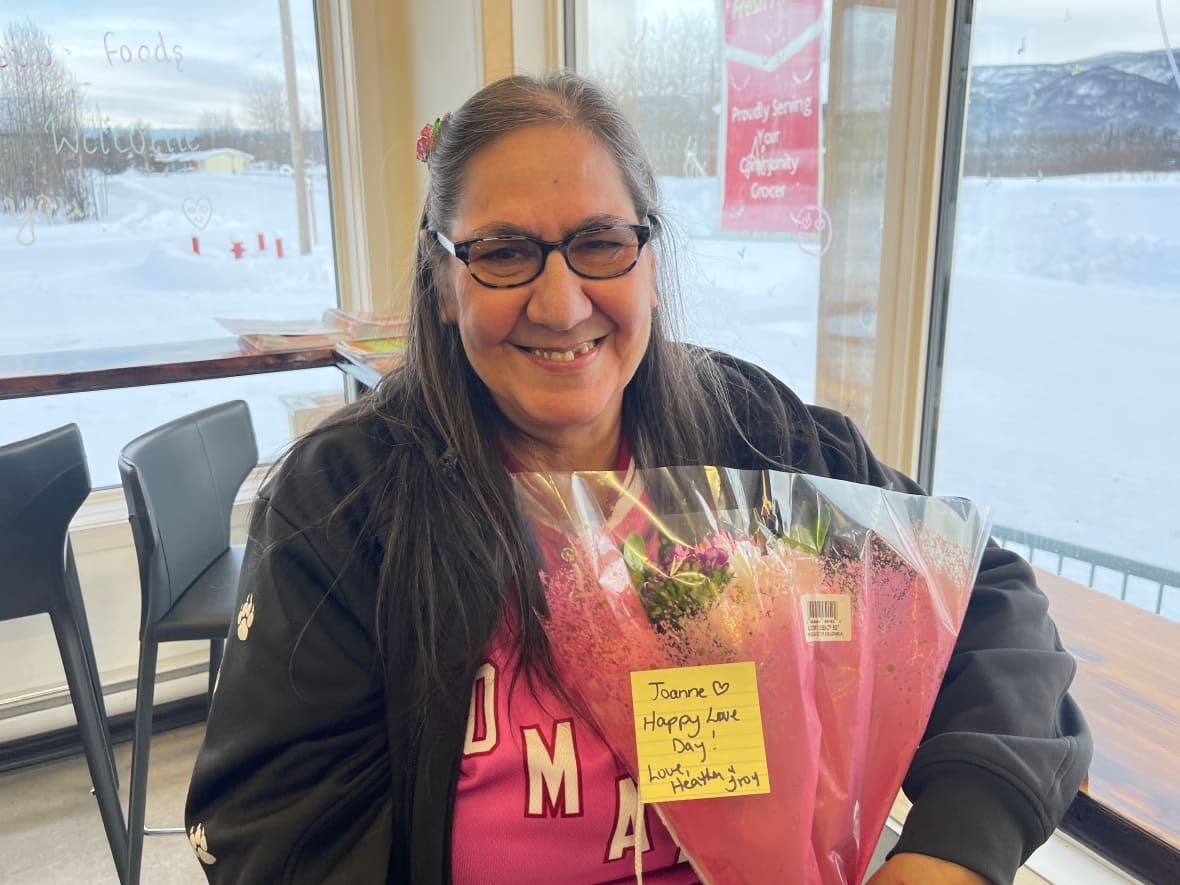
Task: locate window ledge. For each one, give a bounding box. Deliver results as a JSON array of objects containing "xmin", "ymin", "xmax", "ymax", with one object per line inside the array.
[{"xmin": 0, "ymin": 338, "xmax": 338, "ymax": 401}]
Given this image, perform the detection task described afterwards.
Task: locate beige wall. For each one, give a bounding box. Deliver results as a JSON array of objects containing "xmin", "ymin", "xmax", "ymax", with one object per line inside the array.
[{"xmin": 321, "ymin": 0, "xmax": 489, "ymax": 316}]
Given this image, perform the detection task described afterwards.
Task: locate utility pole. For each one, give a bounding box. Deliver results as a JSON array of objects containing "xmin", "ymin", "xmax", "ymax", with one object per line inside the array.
[{"xmin": 279, "ymin": 0, "xmax": 311, "ymax": 255}]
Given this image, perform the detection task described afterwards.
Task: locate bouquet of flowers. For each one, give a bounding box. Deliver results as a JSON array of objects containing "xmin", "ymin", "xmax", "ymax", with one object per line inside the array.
[{"xmin": 513, "ymin": 466, "xmax": 991, "ymax": 884}]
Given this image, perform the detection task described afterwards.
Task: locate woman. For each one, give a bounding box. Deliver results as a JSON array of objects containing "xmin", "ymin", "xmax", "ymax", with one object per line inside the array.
[{"xmin": 186, "ymin": 71, "xmax": 1090, "ymax": 884}]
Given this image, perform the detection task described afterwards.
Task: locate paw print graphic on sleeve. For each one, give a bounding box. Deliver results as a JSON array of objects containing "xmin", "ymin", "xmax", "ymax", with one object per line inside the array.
[
  {"xmin": 188, "ymin": 823, "xmax": 217, "ymax": 865},
  {"xmin": 236, "ymin": 594, "xmax": 255, "ymax": 641}
]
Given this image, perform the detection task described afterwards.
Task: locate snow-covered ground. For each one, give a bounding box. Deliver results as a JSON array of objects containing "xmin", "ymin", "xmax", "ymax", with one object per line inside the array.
[
  {"xmin": 0, "ymin": 169, "xmax": 344, "ymax": 486},
  {"xmin": 934, "ymin": 175, "xmax": 1180, "ymax": 619},
  {"xmin": 1, "ymin": 169, "xmax": 1176, "ymax": 619},
  {"xmin": 665, "ymin": 173, "xmax": 1180, "ymax": 620}
]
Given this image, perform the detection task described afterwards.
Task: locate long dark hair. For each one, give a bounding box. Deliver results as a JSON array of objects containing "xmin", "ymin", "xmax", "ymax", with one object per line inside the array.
[{"xmin": 299, "ymin": 71, "xmax": 775, "ymax": 737}]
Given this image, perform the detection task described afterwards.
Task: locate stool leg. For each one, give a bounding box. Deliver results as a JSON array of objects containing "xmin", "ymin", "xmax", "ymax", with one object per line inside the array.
[
  {"xmin": 51, "ymin": 606, "xmax": 129, "ymax": 884},
  {"xmin": 126, "ymin": 636, "xmax": 158, "ymax": 885},
  {"xmin": 65, "ymin": 544, "xmax": 119, "ymax": 789}
]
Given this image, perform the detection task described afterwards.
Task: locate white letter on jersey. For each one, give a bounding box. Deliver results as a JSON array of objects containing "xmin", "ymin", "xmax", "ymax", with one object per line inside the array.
[
  {"xmin": 463, "ymin": 662, "xmax": 498, "ymax": 756},
  {"xmin": 605, "ymin": 776, "xmax": 652, "ymax": 862},
  {"xmin": 522, "ymin": 718, "xmax": 582, "ymax": 817}
]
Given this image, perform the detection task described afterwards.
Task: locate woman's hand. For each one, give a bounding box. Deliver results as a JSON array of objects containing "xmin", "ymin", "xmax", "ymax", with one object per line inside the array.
[{"xmin": 866, "ymin": 852, "xmax": 991, "ymax": 885}]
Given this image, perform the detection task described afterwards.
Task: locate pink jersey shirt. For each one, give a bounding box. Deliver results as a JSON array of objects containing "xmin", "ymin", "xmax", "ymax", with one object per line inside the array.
[{"xmin": 451, "ymin": 444, "xmax": 700, "ymax": 884}]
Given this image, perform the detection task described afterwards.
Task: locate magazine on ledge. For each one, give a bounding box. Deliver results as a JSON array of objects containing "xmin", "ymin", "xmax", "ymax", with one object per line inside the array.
[
  {"xmin": 335, "ymin": 336, "xmax": 407, "ymax": 374},
  {"xmin": 322, "ymin": 309, "xmax": 410, "ymax": 340}
]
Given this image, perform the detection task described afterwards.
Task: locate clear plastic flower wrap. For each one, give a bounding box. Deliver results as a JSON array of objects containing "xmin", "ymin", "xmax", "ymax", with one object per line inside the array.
[{"xmin": 513, "ymin": 466, "xmax": 992, "ymax": 884}]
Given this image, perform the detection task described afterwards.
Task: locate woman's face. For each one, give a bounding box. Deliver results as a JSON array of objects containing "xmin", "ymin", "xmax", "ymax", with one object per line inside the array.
[{"xmin": 440, "ymin": 123, "xmax": 656, "ymax": 468}]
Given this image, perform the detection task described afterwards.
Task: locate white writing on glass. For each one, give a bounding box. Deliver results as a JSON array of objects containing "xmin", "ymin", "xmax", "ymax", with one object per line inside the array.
[
  {"xmin": 43, "ymin": 115, "xmax": 200, "ymax": 159},
  {"xmin": 0, "ymin": 40, "xmax": 54, "ymax": 71},
  {"xmin": 103, "ymin": 31, "xmax": 183, "ymax": 72}
]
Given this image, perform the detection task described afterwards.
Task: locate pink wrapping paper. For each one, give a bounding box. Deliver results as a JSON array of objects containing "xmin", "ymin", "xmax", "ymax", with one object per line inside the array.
[{"xmin": 514, "ymin": 467, "xmax": 991, "ymax": 884}]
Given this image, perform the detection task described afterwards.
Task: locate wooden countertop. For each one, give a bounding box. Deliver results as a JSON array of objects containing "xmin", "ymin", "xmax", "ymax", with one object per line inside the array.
[
  {"xmin": 1036, "ymin": 568, "xmax": 1180, "ymax": 881},
  {"xmin": 0, "ymin": 339, "xmax": 339, "ymax": 399}
]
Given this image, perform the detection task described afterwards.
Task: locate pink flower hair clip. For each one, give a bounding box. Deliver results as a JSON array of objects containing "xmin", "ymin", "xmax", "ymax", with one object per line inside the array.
[{"xmin": 416, "ymin": 113, "xmax": 450, "ymax": 164}]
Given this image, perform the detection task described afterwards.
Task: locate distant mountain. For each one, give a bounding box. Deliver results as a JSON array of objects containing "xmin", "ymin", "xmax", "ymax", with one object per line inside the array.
[{"xmin": 965, "ymin": 49, "xmax": 1180, "ymax": 174}]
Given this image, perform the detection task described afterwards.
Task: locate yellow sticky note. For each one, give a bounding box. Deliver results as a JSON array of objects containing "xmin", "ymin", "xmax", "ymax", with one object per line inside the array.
[{"xmin": 630, "ymin": 661, "xmax": 770, "ymax": 802}]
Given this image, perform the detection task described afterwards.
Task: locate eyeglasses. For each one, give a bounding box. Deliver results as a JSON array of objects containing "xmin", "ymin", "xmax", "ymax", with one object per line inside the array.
[{"xmin": 433, "ymin": 223, "xmax": 651, "ymax": 289}]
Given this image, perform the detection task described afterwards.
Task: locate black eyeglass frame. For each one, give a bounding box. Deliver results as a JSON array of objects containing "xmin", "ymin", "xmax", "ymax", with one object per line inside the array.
[{"xmin": 433, "ymin": 223, "xmax": 652, "ymax": 289}]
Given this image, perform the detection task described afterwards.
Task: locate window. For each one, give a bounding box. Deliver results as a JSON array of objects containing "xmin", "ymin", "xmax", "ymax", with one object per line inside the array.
[
  {"xmin": 575, "ymin": 4, "xmax": 1180, "ymax": 876},
  {"xmin": 0, "ymin": 1, "xmax": 343, "ymax": 485},
  {"xmin": 575, "ymin": 0, "xmax": 906, "ymax": 426},
  {"xmin": 926, "ymin": 0, "xmax": 1180, "ymax": 622}
]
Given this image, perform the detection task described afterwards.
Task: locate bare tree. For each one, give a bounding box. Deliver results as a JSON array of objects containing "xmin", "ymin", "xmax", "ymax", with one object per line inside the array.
[
  {"xmin": 595, "ymin": 11, "xmax": 721, "ymax": 178},
  {"xmin": 197, "ymin": 108, "xmax": 239, "ymax": 136},
  {"xmin": 242, "ymin": 75, "xmax": 286, "ymax": 167},
  {"xmin": 196, "ymin": 108, "xmax": 242, "ymax": 151},
  {"xmin": 0, "ymin": 19, "xmax": 90, "ymax": 219},
  {"xmin": 243, "ymin": 76, "xmax": 286, "ymax": 133}
]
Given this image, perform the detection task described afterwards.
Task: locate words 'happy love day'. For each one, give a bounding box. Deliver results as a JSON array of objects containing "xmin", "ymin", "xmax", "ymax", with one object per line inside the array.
[{"xmin": 640, "ymin": 678, "xmax": 741, "ymax": 746}]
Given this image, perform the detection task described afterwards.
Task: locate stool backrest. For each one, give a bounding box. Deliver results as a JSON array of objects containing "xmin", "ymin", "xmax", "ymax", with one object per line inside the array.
[
  {"xmin": 118, "ymin": 401, "xmax": 258, "ymax": 635},
  {"xmin": 0, "ymin": 424, "xmax": 90, "ymax": 621}
]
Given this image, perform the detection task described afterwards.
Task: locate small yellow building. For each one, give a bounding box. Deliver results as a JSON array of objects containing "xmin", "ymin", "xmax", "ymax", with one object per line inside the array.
[{"xmin": 158, "ymin": 148, "xmax": 254, "ymax": 174}]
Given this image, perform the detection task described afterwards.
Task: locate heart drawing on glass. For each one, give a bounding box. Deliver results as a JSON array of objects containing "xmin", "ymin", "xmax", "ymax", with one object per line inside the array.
[
  {"xmin": 183, "ymin": 196, "xmax": 212, "ymax": 231},
  {"xmin": 1160, "ymin": 0, "xmax": 1180, "ymax": 97}
]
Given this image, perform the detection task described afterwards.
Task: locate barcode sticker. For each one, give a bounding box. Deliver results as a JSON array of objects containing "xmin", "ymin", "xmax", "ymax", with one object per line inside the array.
[{"xmin": 802, "ymin": 594, "xmax": 851, "ymax": 642}]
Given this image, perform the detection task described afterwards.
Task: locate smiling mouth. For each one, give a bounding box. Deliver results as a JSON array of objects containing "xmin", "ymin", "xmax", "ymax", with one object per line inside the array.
[{"xmin": 520, "ymin": 337, "xmax": 603, "ymax": 362}]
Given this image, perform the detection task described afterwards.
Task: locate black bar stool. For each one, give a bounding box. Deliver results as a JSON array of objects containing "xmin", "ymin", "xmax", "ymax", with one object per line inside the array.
[
  {"xmin": 0, "ymin": 424, "xmax": 129, "ymax": 883},
  {"xmin": 118, "ymin": 400, "xmax": 257, "ymax": 885}
]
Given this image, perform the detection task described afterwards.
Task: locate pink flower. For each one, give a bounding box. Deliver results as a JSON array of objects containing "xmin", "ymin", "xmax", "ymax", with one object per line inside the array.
[{"xmin": 415, "ymin": 122, "xmax": 434, "ymax": 163}]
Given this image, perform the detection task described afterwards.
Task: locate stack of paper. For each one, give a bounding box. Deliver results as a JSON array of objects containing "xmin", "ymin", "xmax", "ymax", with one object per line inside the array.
[{"xmin": 214, "ymin": 317, "xmax": 346, "ymax": 353}]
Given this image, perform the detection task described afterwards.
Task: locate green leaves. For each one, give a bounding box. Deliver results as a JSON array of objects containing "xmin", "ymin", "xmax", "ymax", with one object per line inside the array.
[
  {"xmin": 622, "ymin": 532, "xmax": 648, "ymax": 580},
  {"xmin": 624, "ymin": 532, "xmax": 734, "ymax": 631},
  {"xmin": 622, "ymin": 506, "xmax": 830, "ymax": 633},
  {"xmin": 777, "ymin": 507, "xmax": 830, "ymax": 556}
]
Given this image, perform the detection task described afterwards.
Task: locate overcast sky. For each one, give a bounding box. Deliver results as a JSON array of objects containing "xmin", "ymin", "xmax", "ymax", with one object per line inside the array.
[
  {"xmin": 4, "ymin": 1, "xmax": 1178, "ymax": 129},
  {"xmin": 971, "ymin": 0, "xmax": 1179, "ymax": 66},
  {"xmin": 1, "ymin": 0, "xmax": 322, "ymax": 129}
]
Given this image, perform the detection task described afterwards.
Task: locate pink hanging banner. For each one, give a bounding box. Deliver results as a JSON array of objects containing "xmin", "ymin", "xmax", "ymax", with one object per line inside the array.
[{"xmin": 721, "ymin": 0, "xmax": 823, "ymax": 233}]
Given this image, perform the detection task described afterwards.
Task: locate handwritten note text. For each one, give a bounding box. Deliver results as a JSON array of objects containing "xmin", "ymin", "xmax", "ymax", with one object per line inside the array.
[{"xmin": 630, "ymin": 661, "xmax": 770, "ymax": 802}]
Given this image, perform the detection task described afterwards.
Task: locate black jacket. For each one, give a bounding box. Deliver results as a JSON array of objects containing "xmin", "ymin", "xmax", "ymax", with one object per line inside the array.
[{"xmin": 185, "ymin": 352, "xmax": 1091, "ymax": 884}]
